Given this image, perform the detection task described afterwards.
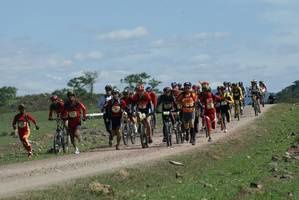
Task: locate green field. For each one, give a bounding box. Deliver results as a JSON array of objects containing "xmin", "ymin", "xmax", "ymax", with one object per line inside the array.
[
  {"xmin": 0, "ymin": 106, "xmax": 109, "ymax": 164},
  {"xmin": 6, "ymin": 104, "xmax": 299, "ymax": 200}
]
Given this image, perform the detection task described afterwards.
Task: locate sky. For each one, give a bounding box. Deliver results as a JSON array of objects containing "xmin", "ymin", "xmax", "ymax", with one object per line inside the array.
[{"xmin": 0, "ymin": 0, "xmax": 298, "ymax": 95}]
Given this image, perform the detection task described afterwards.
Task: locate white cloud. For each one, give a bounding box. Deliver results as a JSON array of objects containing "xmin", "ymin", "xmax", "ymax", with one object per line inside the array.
[
  {"xmin": 74, "ymin": 51, "xmax": 104, "ymax": 61},
  {"xmin": 96, "ymin": 26, "xmax": 148, "ymax": 41}
]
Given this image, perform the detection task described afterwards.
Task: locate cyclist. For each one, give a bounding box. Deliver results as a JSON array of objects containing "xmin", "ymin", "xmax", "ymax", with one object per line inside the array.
[
  {"xmin": 48, "ymin": 95, "xmax": 65, "ymax": 120},
  {"xmin": 121, "ymin": 88, "xmax": 138, "ymax": 133},
  {"xmin": 238, "ymin": 82, "xmax": 246, "ymax": 108},
  {"xmin": 106, "ymin": 89, "xmax": 127, "ymax": 150},
  {"xmin": 12, "ymin": 104, "xmax": 39, "ymax": 157},
  {"xmin": 218, "ymin": 86, "xmax": 234, "ymax": 132},
  {"xmin": 250, "ymin": 80, "xmax": 261, "ymax": 113},
  {"xmin": 146, "ymin": 86, "xmax": 158, "ymax": 130},
  {"xmin": 215, "ymin": 86, "xmax": 222, "ymax": 126},
  {"xmin": 171, "ymin": 82, "xmax": 181, "ymax": 99},
  {"xmin": 231, "ymin": 83, "xmax": 244, "ymax": 117},
  {"xmin": 176, "ymin": 82, "xmax": 197, "ymax": 145},
  {"xmin": 157, "ymin": 87, "xmax": 176, "ymax": 142},
  {"xmin": 259, "ymin": 81, "xmax": 267, "ymax": 107},
  {"xmin": 199, "ymin": 82, "xmax": 220, "ymax": 142},
  {"xmin": 64, "ymin": 91, "xmax": 87, "ymax": 154},
  {"xmin": 132, "ymin": 84, "xmax": 153, "ymax": 144},
  {"xmin": 98, "ymin": 85, "xmax": 113, "ymax": 146},
  {"xmin": 192, "ymin": 84, "xmax": 202, "ymax": 133}
]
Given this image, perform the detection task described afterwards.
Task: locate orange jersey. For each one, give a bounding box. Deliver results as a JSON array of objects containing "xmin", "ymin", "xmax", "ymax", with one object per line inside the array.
[{"xmin": 177, "ymin": 91, "xmax": 197, "ymax": 113}]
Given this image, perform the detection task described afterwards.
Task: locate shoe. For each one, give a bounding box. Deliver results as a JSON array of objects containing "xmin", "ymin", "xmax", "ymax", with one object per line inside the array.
[
  {"xmin": 75, "ymin": 148, "xmax": 80, "ymax": 155},
  {"xmin": 162, "ymin": 138, "xmax": 167, "ymax": 143},
  {"xmin": 208, "ymin": 137, "xmax": 212, "ymax": 142},
  {"xmin": 224, "ymin": 129, "xmax": 227, "ymax": 133},
  {"xmin": 191, "ymin": 138, "xmax": 196, "ymax": 145},
  {"xmin": 185, "ymin": 134, "xmax": 189, "ymax": 142},
  {"xmin": 148, "ymin": 137, "xmax": 153, "ymax": 144},
  {"xmin": 109, "ymin": 140, "xmax": 113, "ymax": 147},
  {"xmin": 28, "ymin": 151, "xmax": 33, "ymax": 158},
  {"xmin": 116, "ymin": 145, "xmax": 120, "ymax": 150}
]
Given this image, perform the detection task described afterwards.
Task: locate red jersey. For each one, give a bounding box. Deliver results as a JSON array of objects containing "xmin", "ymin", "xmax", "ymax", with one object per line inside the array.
[
  {"xmin": 199, "ymin": 92, "xmax": 220, "ymax": 111},
  {"xmin": 147, "ymin": 91, "xmax": 158, "ymax": 108},
  {"xmin": 132, "ymin": 92, "xmax": 152, "ymax": 110},
  {"xmin": 12, "ymin": 113, "xmax": 37, "ymax": 131},
  {"xmin": 49, "ymin": 99, "xmax": 65, "ymax": 119},
  {"xmin": 107, "ymin": 98, "xmax": 127, "ymax": 118},
  {"xmin": 64, "ymin": 100, "xmax": 87, "ymax": 129}
]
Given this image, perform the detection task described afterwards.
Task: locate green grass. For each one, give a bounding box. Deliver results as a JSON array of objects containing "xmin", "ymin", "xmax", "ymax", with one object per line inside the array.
[
  {"xmin": 6, "ymin": 104, "xmax": 299, "ymax": 200},
  {"xmin": 0, "ymin": 106, "xmax": 109, "ymax": 165}
]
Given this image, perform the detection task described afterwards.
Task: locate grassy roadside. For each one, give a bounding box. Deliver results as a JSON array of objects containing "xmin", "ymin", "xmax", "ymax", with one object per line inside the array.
[
  {"xmin": 7, "ymin": 104, "xmax": 299, "ymax": 200},
  {"xmin": 0, "ymin": 107, "xmax": 109, "ymax": 165}
]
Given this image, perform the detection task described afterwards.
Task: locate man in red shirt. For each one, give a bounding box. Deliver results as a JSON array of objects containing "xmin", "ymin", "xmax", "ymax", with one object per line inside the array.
[
  {"xmin": 64, "ymin": 91, "xmax": 87, "ymax": 154},
  {"xmin": 198, "ymin": 82, "xmax": 220, "ymax": 142},
  {"xmin": 48, "ymin": 95, "xmax": 65, "ymax": 120},
  {"xmin": 132, "ymin": 84, "xmax": 153, "ymax": 144},
  {"xmin": 12, "ymin": 104, "xmax": 39, "ymax": 157},
  {"xmin": 146, "ymin": 86, "xmax": 158, "ymax": 130},
  {"xmin": 106, "ymin": 89, "xmax": 127, "ymax": 150}
]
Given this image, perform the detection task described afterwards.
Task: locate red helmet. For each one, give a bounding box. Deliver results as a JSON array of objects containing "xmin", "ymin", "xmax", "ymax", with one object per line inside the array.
[
  {"xmin": 192, "ymin": 85, "xmax": 199, "ymax": 91},
  {"xmin": 50, "ymin": 95, "xmax": 58, "ymax": 101},
  {"xmin": 136, "ymin": 84, "xmax": 144, "ymax": 92}
]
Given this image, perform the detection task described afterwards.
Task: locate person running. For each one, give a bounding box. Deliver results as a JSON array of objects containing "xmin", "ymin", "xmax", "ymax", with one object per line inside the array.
[
  {"xmin": 98, "ymin": 85, "xmax": 113, "ymax": 146},
  {"xmin": 12, "ymin": 104, "xmax": 39, "ymax": 157},
  {"xmin": 231, "ymin": 83, "xmax": 244, "ymax": 117},
  {"xmin": 132, "ymin": 84, "xmax": 153, "ymax": 144},
  {"xmin": 106, "ymin": 89, "xmax": 127, "ymax": 150},
  {"xmin": 199, "ymin": 82, "xmax": 220, "ymax": 142},
  {"xmin": 176, "ymin": 82, "xmax": 198, "ymax": 145},
  {"xmin": 218, "ymin": 86, "xmax": 234, "ymax": 132},
  {"xmin": 146, "ymin": 86, "xmax": 158, "ymax": 130},
  {"xmin": 64, "ymin": 91, "xmax": 87, "ymax": 154},
  {"xmin": 48, "ymin": 95, "xmax": 65, "ymax": 120},
  {"xmin": 157, "ymin": 87, "xmax": 176, "ymax": 142}
]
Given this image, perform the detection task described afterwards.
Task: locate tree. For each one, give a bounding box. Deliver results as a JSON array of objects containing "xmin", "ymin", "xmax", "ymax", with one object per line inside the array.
[
  {"xmin": 120, "ymin": 72, "xmax": 151, "ymax": 90},
  {"xmin": 148, "ymin": 78, "xmax": 162, "ymax": 93},
  {"xmin": 67, "ymin": 71, "xmax": 98, "ymax": 97},
  {"xmin": 81, "ymin": 71, "xmax": 98, "ymax": 98},
  {"xmin": 0, "ymin": 86, "xmax": 17, "ymax": 106}
]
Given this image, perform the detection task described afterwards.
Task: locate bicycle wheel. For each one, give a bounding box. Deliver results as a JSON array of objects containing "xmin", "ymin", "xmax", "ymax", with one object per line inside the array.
[
  {"xmin": 129, "ymin": 124, "xmax": 136, "ymax": 144},
  {"xmin": 165, "ymin": 122, "xmax": 172, "ymax": 147},
  {"xmin": 122, "ymin": 123, "xmax": 129, "ymax": 146},
  {"xmin": 53, "ymin": 133, "xmax": 62, "ymax": 154}
]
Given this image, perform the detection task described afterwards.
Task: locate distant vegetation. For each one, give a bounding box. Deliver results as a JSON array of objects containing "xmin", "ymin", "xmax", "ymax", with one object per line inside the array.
[
  {"xmin": 0, "ymin": 72, "xmax": 162, "ymax": 113},
  {"xmin": 276, "ymin": 80, "xmax": 299, "ymax": 103}
]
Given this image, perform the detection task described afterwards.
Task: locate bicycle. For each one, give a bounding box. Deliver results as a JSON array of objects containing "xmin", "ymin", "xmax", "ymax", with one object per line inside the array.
[
  {"xmin": 173, "ymin": 111, "xmax": 184, "ymax": 144},
  {"xmin": 162, "ymin": 111, "xmax": 174, "ymax": 147},
  {"xmin": 234, "ymin": 99, "xmax": 241, "ymax": 121},
  {"xmin": 52, "ymin": 118, "xmax": 69, "ymax": 154},
  {"xmin": 122, "ymin": 112, "xmax": 136, "ymax": 145},
  {"xmin": 136, "ymin": 112, "xmax": 149, "ymax": 148},
  {"xmin": 252, "ymin": 94, "xmax": 261, "ymax": 116}
]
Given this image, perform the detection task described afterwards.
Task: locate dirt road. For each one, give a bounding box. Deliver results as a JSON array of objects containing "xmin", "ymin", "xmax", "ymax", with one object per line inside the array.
[{"xmin": 0, "ymin": 105, "xmax": 272, "ymax": 198}]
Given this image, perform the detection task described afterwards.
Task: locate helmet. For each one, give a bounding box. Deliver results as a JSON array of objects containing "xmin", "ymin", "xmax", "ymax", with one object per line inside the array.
[
  {"xmin": 136, "ymin": 84, "xmax": 144, "ymax": 92},
  {"xmin": 171, "ymin": 82, "xmax": 177, "ymax": 88},
  {"xmin": 50, "ymin": 95, "xmax": 58, "ymax": 101},
  {"xmin": 18, "ymin": 104, "xmax": 25, "ymax": 110},
  {"xmin": 219, "ymin": 86, "xmax": 225, "ymax": 91},
  {"xmin": 105, "ymin": 84, "xmax": 113, "ymax": 91},
  {"xmin": 146, "ymin": 86, "xmax": 152, "ymax": 92},
  {"xmin": 67, "ymin": 91, "xmax": 75, "ymax": 97},
  {"xmin": 232, "ymin": 83, "xmax": 237, "ymax": 87},
  {"xmin": 192, "ymin": 85, "xmax": 199, "ymax": 91},
  {"xmin": 163, "ymin": 87, "xmax": 171, "ymax": 93},
  {"xmin": 183, "ymin": 82, "xmax": 192, "ymax": 88},
  {"xmin": 123, "ymin": 88, "xmax": 129, "ymax": 95},
  {"xmin": 259, "ymin": 81, "xmax": 264, "ymax": 84},
  {"xmin": 251, "ymin": 80, "xmax": 257, "ymax": 83},
  {"xmin": 238, "ymin": 82, "xmax": 243, "ymax": 86},
  {"xmin": 223, "ymin": 81, "xmax": 228, "ymax": 86},
  {"xmin": 112, "ymin": 88, "xmax": 120, "ymax": 95},
  {"xmin": 178, "ymin": 83, "xmax": 182, "ymax": 88}
]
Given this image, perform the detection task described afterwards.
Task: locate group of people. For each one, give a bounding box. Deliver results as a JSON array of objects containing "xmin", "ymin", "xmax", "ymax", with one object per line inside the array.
[{"xmin": 11, "ymin": 80, "xmax": 267, "ymax": 157}]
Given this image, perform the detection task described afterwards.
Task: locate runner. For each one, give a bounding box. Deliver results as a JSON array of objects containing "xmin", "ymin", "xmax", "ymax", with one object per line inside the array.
[
  {"xmin": 64, "ymin": 91, "xmax": 87, "ymax": 154},
  {"xmin": 106, "ymin": 89, "xmax": 127, "ymax": 150},
  {"xmin": 98, "ymin": 85, "xmax": 113, "ymax": 146},
  {"xmin": 12, "ymin": 104, "xmax": 39, "ymax": 157}
]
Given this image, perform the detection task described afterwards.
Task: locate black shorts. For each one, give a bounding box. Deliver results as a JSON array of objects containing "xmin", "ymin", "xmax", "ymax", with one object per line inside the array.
[{"xmin": 111, "ymin": 117, "xmax": 122, "ymax": 130}]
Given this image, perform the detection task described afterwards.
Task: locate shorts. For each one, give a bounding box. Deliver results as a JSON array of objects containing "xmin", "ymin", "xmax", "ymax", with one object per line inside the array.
[
  {"xmin": 111, "ymin": 117, "xmax": 122, "ymax": 130},
  {"xmin": 182, "ymin": 112, "xmax": 195, "ymax": 129}
]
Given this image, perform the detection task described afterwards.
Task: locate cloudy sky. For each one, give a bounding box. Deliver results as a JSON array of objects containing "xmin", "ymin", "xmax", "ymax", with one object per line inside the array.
[{"xmin": 0, "ymin": 0, "xmax": 298, "ymax": 95}]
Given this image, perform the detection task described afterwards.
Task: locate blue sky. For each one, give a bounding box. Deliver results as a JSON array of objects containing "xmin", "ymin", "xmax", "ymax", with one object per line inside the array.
[{"xmin": 0, "ymin": 0, "xmax": 298, "ymax": 95}]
